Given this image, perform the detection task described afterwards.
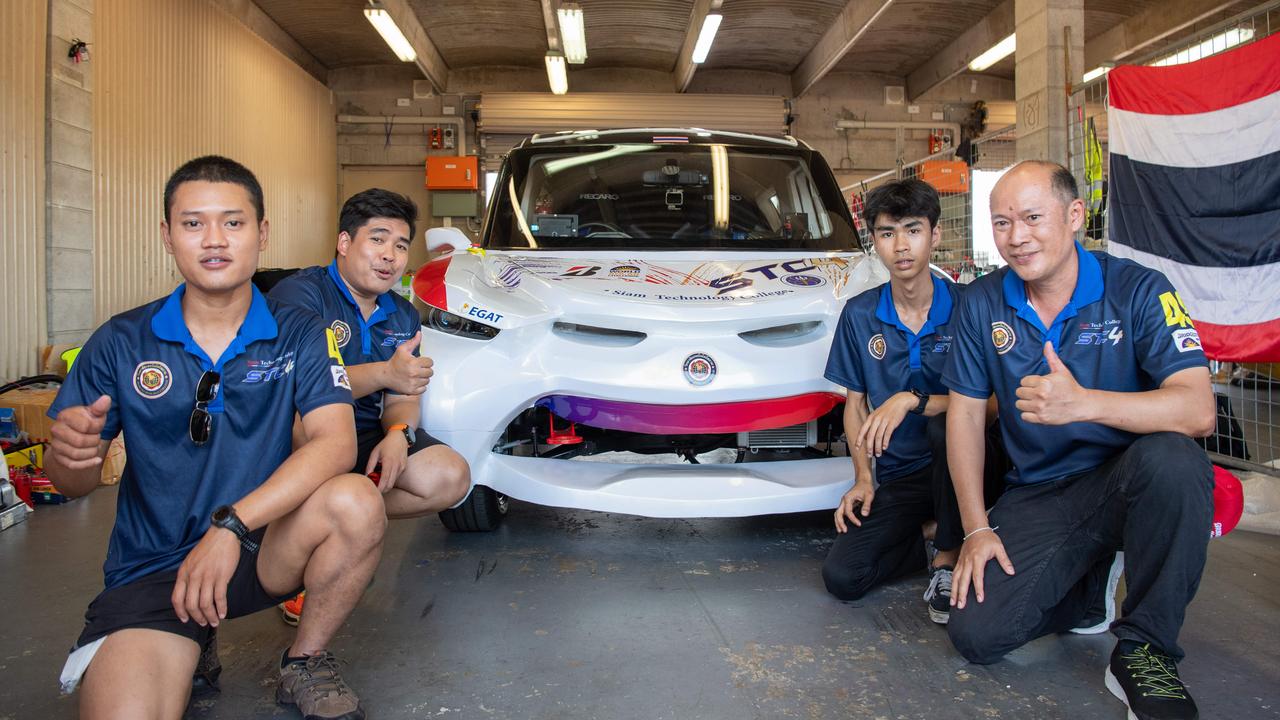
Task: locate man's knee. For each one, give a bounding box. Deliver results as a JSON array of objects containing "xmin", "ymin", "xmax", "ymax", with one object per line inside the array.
[
  {"xmin": 822, "ymin": 558, "xmax": 875, "ymax": 601},
  {"xmin": 322, "ymin": 473, "xmax": 388, "ymax": 543},
  {"xmin": 947, "ymin": 609, "xmax": 1011, "ymax": 665},
  {"xmin": 438, "ymin": 449, "xmax": 471, "ymax": 505},
  {"xmin": 1125, "ymin": 432, "xmax": 1212, "ymax": 499}
]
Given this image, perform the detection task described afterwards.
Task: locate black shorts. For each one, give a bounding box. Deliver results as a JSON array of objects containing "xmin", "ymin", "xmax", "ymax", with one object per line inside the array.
[
  {"xmin": 353, "ymin": 425, "xmax": 447, "ymax": 475},
  {"xmin": 73, "ymin": 528, "xmax": 300, "ymax": 651}
]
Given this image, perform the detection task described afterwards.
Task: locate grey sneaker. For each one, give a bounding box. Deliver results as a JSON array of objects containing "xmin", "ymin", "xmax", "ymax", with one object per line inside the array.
[
  {"xmin": 1072, "ymin": 552, "xmax": 1124, "ymax": 635},
  {"xmin": 923, "ymin": 565, "xmax": 953, "ymax": 625},
  {"xmin": 276, "ymin": 651, "xmax": 365, "ymax": 720}
]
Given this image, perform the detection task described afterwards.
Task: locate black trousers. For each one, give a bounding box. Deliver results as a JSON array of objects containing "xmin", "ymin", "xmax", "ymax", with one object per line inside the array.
[
  {"xmin": 947, "ymin": 432, "xmax": 1212, "ymax": 663},
  {"xmin": 822, "ymin": 414, "xmax": 1006, "ymax": 601}
]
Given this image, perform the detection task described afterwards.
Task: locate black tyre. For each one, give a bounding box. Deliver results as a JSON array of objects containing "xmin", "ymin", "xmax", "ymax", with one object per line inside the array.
[{"xmin": 438, "ymin": 485, "xmax": 508, "ymax": 532}]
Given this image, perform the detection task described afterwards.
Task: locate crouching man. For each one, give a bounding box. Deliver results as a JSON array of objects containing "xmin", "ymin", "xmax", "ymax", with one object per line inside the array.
[
  {"xmin": 45, "ymin": 156, "xmax": 385, "ymax": 720},
  {"xmin": 944, "ymin": 161, "xmax": 1216, "ymax": 720}
]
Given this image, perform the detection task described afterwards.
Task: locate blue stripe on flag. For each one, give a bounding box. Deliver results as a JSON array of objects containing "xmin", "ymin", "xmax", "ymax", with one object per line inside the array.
[{"xmin": 1109, "ymin": 150, "xmax": 1280, "ymax": 268}]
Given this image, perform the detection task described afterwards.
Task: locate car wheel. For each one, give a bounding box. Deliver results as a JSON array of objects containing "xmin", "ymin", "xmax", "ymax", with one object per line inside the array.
[{"xmin": 438, "ymin": 485, "xmax": 508, "ymax": 532}]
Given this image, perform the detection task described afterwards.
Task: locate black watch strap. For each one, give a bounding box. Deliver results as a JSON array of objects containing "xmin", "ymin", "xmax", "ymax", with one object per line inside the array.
[
  {"xmin": 909, "ymin": 389, "xmax": 929, "ymax": 415},
  {"xmin": 211, "ymin": 505, "xmax": 259, "ymax": 553}
]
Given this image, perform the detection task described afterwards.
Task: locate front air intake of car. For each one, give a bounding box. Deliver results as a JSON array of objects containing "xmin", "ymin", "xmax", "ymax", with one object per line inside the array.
[
  {"xmin": 738, "ymin": 321, "xmax": 823, "ymax": 348},
  {"xmin": 552, "ymin": 322, "xmax": 646, "ymax": 347}
]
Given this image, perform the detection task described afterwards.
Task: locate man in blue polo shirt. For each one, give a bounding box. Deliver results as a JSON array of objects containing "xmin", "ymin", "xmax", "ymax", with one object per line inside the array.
[
  {"xmin": 45, "ymin": 156, "xmax": 385, "ymax": 720},
  {"xmin": 944, "ymin": 161, "xmax": 1215, "ymax": 720},
  {"xmin": 822, "ymin": 179, "xmax": 1003, "ymax": 624},
  {"xmin": 269, "ymin": 189, "xmax": 470, "ymax": 623}
]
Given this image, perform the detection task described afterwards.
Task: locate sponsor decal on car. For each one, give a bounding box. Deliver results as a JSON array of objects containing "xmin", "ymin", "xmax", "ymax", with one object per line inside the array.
[
  {"xmin": 782, "ymin": 274, "xmax": 825, "ymax": 288},
  {"xmin": 682, "ymin": 352, "xmax": 717, "ymax": 386},
  {"xmin": 609, "ymin": 264, "xmax": 642, "ymax": 279},
  {"xmin": 461, "ymin": 303, "xmax": 504, "ymax": 324}
]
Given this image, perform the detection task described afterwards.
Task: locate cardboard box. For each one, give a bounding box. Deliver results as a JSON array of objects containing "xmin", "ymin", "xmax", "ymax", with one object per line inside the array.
[{"xmin": 0, "ymin": 387, "xmax": 59, "ymax": 442}]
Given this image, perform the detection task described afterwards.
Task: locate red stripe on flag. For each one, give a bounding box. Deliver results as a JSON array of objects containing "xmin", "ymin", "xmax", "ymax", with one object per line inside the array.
[
  {"xmin": 1198, "ymin": 316, "xmax": 1280, "ymax": 362},
  {"xmin": 411, "ymin": 256, "xmax": 451, "ymax": 310},
  {"xmin": 1108, "ymin": 31, "xmax": 1280, "ymax": 115}
]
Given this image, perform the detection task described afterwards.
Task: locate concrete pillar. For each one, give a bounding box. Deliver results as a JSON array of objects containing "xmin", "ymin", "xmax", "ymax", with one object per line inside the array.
[
  {"xmin": 45, "ymin": 0, "xmax": 95, "ymax": 345},
  {"xmin": 1014, "ymin": 0, "xmax": 1083, "ymax": 163}
]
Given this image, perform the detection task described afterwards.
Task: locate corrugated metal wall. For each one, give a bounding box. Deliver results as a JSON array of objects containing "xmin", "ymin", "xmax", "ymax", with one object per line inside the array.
[
  {"xmin": 95, "ymin": 0, "xmax": 338, "ymax": 321},
  {"xmin": 0, "ymin": 0, "xmax": 49, "ymax": 379}
]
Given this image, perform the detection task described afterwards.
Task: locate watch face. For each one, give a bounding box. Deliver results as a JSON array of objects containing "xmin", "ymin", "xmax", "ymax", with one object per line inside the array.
[{"xmin": 212, "ymin": 506, "xmax": 232, "ymax": 524}]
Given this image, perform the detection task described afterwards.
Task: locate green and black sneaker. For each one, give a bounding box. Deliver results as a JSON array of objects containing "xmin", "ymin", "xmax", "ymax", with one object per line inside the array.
[{"xmin": 1105, "ymin": 640, "xmax": 1198, "ymax": 720}]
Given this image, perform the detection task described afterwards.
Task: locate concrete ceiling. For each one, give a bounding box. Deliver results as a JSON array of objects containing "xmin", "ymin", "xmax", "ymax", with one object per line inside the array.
[{"xmin": 251, "ymin": 0, "xmax": 1265, "ymax": 91}]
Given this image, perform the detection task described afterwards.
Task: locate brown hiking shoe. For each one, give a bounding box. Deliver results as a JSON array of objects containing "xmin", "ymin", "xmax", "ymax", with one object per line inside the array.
[{"xmin": 275, "ymin": 651, "xmax": 365, "ymax": 720}]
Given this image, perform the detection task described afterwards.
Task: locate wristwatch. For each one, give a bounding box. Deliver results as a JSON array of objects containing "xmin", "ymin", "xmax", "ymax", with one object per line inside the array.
[
  {"xmin": 387, "ymin": 422, "xmax": 416, "ymax": 445},
  {"xmin": 211, "ymin": 505, "xmax": 259, "ymax": 553},
  {"xmin": 909, "ymin": 388, "xmax": 929, "ymax": 415}
]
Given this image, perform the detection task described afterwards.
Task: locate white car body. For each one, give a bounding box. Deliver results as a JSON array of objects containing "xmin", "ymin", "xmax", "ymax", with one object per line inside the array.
[
  {"xmin": 414, "ymin": 128, "xmax": 888, "ymax": 519},
  {"xmin": 415, "ymin": 248, "xmax": 889, "ymax": 517}
]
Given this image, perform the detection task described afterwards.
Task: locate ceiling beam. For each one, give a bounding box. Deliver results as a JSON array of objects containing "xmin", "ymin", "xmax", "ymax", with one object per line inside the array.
[
  {"xmin": 791, "ymin": 0, "xmax": 897, "ymax": 97},
  {"xmin": 208, "ymin": 0, "xmax": 327, "ymax": 84},
  {"xmin": 378, "ymin": 0, "xmax": 450, "ymax": 93},
  {"xmin": 1084, "ymin": 0, "xmax": 1240, "ymax": 71},
  {"xmin": 539, "ymin": 0, "xmax": 563, "ymax": 54},
  {"xmin": 673, "ymin": 0, "xmax": 719, "ymax": 92},
  {"xmin": 905, "ymin": 0, "xmax": 1013, "ymax": 102}
]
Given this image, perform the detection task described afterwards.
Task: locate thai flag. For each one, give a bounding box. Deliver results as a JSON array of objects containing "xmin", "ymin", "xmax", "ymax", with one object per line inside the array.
[{"xmin": 1106, "ymin": 32, "xmax": 1280, "ymax": 362}]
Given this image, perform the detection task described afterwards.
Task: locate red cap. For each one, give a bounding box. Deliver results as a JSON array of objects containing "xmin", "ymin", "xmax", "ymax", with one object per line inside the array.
[{"xmin": 1211, "ymin": 465, "xmax": 1244, "ymax": 538}]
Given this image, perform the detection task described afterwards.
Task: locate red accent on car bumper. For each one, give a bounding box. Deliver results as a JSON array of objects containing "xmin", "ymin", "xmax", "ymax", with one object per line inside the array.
[{"xmin": 535, "ymin": 392, "xmax": 845, "ymax": 435}]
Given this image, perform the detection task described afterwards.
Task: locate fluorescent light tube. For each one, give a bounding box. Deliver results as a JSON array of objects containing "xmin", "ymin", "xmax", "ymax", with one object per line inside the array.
[
  {"xmin": 691, "ymin": 14, "xmax": 722, "ymax": 64},
  {"xmin": 364, "ymin": 6, "xmax": 416, "ymax": 62},
  {"xmin": 1151, "ymin": 27, "xmax": 1254, "ymax": 67},
  {"xmin": 969, "ymin": 33, "xmax": 1015, "ymax": 72},
  {"xmin": 1082, "ymin": 66, "xmax": 1109, "ymax": 83},
  {"xmin": 545, "ymin": 53, "xmax": 568, "ymax": 95},
  {"xmin": 558, "ymin": 3, "xmax": 588, "ymax": 64}
]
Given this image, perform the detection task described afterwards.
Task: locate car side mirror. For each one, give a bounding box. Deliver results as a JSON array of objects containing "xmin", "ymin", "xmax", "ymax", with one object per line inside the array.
[{"xmin": 426, "ymin": 226, "xmax": 471, "ymax": 254}]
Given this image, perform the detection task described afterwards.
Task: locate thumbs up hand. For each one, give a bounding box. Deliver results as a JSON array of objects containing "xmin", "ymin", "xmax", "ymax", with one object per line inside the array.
[
  {"xmin": 385, "ymin": 331, "xmax": 434, "ymax": 395},
  {"xmin": 50, "ymin": 394, "xmax": 113, "ymax": 469},
  {"xmin": 1015, "ymin": 342, "xmax": 1086, "ymax": 425}
]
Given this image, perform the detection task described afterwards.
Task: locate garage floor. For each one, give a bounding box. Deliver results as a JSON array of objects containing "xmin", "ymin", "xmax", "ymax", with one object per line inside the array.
[{"xmin": 2, "ymin": 488, "xmax": 1277, "ymax": 720}]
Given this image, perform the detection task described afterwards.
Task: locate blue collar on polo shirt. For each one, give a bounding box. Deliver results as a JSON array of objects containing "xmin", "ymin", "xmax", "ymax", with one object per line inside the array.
[
  {"xmin": 1002, "ymin": 241, "xmax": 1104, "ymax": 351},
  {"xmin": 874, "ymin": 273, "xmax": 954, "ymax": 370},
  {"xmin": 151, "ymin": 283, "xmax": 278, "ymax": 412},
  {"xmin": 326, "ymin": 259, "xmax": 398, "ymax": 355}
]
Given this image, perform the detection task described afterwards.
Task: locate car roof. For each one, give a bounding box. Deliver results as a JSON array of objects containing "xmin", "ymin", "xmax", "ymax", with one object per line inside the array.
[{"xmin": 520, "ymin": 128, "xmax": 805, "ymax": 151}]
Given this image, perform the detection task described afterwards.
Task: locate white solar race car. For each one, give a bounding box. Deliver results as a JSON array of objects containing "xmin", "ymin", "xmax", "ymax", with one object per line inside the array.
[{"xmin": 415, "ymin": 128, "xmax": 888, "ymax": 531}]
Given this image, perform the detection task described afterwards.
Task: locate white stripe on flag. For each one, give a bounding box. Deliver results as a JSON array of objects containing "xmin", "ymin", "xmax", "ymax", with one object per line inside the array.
[
  {"xmin": 1108, "ymin": 91, "xmax": 1280, "ymax": 169},
  {"xmin": 1109, "ymin": 242, "xmax": 1280, "ymax": 326}
]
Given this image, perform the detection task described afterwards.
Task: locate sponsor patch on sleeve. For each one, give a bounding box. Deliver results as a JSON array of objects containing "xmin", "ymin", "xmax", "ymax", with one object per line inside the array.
[
  {"xmin": 330, "ymin": 365, "xmax": 351, "ymax": 390},
  {"xmin": 1172, "ymin": 328, "xmax": 1202, "ymax": 353}
]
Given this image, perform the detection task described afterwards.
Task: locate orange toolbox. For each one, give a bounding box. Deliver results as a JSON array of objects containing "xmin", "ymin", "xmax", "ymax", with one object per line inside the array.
[
  {"xmin": 426, "ymin": 156, "xmax": 478, "ymax": 190},
  {"xmin": 918, "ymin": 160, "xmax": 970, "ymax": 194}
]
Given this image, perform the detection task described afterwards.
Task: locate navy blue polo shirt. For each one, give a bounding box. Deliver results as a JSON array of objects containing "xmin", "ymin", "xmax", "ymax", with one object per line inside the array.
[
  {"xmin": 269, "ymin": 261, "xmax": 420, "ymax": 431},
  {"xmin": 825, "ymin": 274, "xmax": 960, "ymax": 482},
  {"xmin": 48, "ymin": 285, "xmax": 352, "ymax": 589},
  {"xmin": 944, "ymin": 243, "xmax": 1208, "ymax": 486}
]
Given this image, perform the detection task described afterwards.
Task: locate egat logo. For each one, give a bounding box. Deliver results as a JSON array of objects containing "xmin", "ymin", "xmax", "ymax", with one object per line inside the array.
[{"xmin": 461, "ymin": 303, "xmax": 503, "ymax": 324}]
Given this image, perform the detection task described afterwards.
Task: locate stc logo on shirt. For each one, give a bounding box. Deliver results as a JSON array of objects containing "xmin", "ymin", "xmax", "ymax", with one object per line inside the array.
[
  {"xmin": 1075, "ymin": 321, "xmax": 1125, "ymax": 347},
  {"xmin": 244, "ymin": 353, "xmax": 296, "ymax": 384}
]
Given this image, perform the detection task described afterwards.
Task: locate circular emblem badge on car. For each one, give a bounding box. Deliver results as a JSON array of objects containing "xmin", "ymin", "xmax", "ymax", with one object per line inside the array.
[
  {"xmin": 330, "ymin": 320, "xmax": 351, "ymax": 348},
  {"xmin": 682, "ymin": 352, "xmax": 717, "ymax": 386},
  {"xmin": 991, "ymin": 321, "xmax": 1016, "ymax": 354},
  {"xmin": 868, "ymin": 334, "xmax": 887, "ymax": 360},
  {"xmin": 133, "ymin": 361, "xmax": 172, "ymax": 399},
  {"xmin": 783, "ymin": 274, "xmax": 825, "ymax": 288}
]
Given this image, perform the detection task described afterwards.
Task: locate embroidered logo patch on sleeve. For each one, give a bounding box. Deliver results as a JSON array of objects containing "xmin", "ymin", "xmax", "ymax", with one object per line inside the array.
[{"xmin": 330, "ymin": 365, "xmax": 351, "ymax": 390}]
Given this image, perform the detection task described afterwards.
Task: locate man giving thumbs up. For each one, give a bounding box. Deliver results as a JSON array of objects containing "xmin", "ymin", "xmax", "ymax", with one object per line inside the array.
[
  {"xmin": 941, "ymin": 161, "xmax": 1216, "ymax": 720},
  {"xmin": 269, "ymin": 190, "xmax": 471, "ymax": 623}
]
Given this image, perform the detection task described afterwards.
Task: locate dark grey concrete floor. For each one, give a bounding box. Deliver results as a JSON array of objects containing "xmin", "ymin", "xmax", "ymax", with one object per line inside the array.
[{"xmin": 2, "ymin": 487, "xmax": 1278, "ymax": 720}]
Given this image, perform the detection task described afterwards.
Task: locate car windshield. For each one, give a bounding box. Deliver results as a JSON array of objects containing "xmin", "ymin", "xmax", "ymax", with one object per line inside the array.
[{"xmin": 485, "ymin": 141, "xmax": 858, "ymax": 251}]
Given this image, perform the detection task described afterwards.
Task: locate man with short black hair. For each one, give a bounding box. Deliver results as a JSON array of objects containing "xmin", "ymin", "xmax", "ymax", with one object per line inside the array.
[
  {"xmin": 945, "ymin": 160, "xmax": 1216, "ymax": 720},
  {"xmin": 46, "ymin": 155, "xmax": 383, "ymax": 720},
  {"xmin": 822, "ymin": 178, "xmax": 1003, "ymax": 624},
  {"xmin": 269, "ymin": 188, "xmax": 470, "ymax": 623}
]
